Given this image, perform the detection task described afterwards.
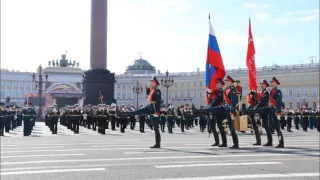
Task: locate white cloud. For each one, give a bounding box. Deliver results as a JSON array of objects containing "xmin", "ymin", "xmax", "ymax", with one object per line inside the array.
[
  {"xmin": 299, "ymin": 15, "xmax": 318, "ymax": 22},
  {"xmin": 243, "ymin": 3, "xmax": 270, "ymax": 9},
  {"xmin": 254, "ymin": 12, "xmax": 270, "ymax": 21},
  {"xmin": 218, "ymin": 30, "xmax": 274, "ymax": 46},
  {"xmin": 176, "ymin": 5, "xmax": 193, "ymax": 14}
]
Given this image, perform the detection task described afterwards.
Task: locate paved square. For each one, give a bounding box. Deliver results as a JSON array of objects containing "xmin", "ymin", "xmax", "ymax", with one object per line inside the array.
[{"xmin": 1, "ymin": 123, "xmax": 319, "ymax": 180}]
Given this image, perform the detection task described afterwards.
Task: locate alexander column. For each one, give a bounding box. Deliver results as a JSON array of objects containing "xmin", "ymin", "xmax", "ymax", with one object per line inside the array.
[{"xmin": 82, "ymin": 0, "xmax": 116, "ymax": 105}]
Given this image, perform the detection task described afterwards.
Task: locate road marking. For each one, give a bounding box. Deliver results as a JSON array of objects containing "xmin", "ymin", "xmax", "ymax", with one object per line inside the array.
[
  {"xmin": 0, "ymin": 154, "xmax": 293, "ymax": 165},
  {"xmin": 0, "ymin": 168, "xmax": 105, "ymax": 176},
  {"xmin": 155, "ymin": 162, "xmax": 282, "ymax": 168},
  {"xmin": 1, "ymin": 146, "xmax": 65, "ymax": 150},
  {"xmin": 147, "ymin": 173, "xmax": 320, "ymax": 180},
  {"xmin": 1, "ymin": 154, "xmax": 84, "ymax": 159}
]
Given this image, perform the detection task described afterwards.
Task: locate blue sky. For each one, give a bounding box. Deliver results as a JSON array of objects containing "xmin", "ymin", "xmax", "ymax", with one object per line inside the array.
[{"xmin": 1, "ymin": 0, "xmax": 319, "ymax": 74}]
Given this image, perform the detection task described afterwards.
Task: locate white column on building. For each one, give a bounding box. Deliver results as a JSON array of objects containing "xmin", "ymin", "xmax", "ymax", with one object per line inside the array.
[
  {"xmin": 120, "ymin": 84, "xmax": 123, "ymax": 99},
  {"xmin": 125, "ymin": 84, "xmax": 128, "ymax": 99}
]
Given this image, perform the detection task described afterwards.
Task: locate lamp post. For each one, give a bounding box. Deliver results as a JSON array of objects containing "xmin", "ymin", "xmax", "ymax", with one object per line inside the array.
[
  {"xmin": 132, "ymin": 81, "xmax": 143, "ymax": 108},
  {"xmin": 32, "ymin": 65, "xmax": 49, "ymax": 122},
  {"xmin": 300, "ymin": 96, "xmax": 308, "ymax": 109},
  {"xmin": 160, "ymin": 70, "xmax": 174, "ymax": 105}
]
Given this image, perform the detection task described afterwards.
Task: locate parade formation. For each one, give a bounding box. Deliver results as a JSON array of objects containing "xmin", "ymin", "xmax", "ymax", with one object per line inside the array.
[{"xmin": 1, "ymin": 76, "xmax": 319, "ymax": 151}]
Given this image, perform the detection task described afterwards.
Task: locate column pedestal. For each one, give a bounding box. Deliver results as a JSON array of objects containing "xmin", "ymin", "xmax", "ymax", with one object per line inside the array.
[{"xmin": 82, "ymin": 69, "xmax": 116, "ymax": 105}]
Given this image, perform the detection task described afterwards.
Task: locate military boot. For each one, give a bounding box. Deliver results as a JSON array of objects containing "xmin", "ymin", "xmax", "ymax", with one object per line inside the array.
[
  {"xmin": 253, "ymin": 133, "xmax": 261, "ymax": 145},
  {"xmin": 191, "ymin": 104, "xmax": 208, "ymax": 116},
  {"xmin": 229, "ymin": 131, "xmax": 239, "ymax": 149},
  {"xmin": 263, "ymin": 132, "xmax": 273, "ymax": 146},
  {"xmin": 116, "ymin": 109, "xmax": 133, "ymax": 118},
  {"xmin": 211, "ymin": 133, "xmax": 220, "ymax": 146}
]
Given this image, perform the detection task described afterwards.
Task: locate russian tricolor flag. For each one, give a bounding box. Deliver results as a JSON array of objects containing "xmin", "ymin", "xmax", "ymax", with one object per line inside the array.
[{"xmin": 205, "ymin": 14, "xmax": 226, "ymax": 90}]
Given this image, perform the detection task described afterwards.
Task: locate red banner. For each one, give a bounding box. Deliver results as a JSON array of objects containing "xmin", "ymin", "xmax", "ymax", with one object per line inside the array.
[{"xmin": 246, "ymin": 18, "xmax": 257, "ymax": 91}]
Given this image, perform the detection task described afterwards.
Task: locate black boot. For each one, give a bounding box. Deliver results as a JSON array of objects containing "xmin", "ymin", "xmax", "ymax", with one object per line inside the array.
[
  {"xmin": 275, "ymin": 134, "xmax": 284, "ymax": 148},
  {"xmin": 229, "ymin": 131, "xmax": 239, "ymax": 149},
  {"xmin": 151, "ymin": 133, "xmax": 161, "ymax": 148},
  {"xmin": 191, "ymin": 104, "xmax": 208, "ymax": 116},
  {"xmin": 263, "ymin": 132, "xmax": 273, "ymax": 146},
  {"xmin": 211, "ymin": 133, "xmax": 220, "ymax": 146},
  {"xmin": 116, "ymin": 109, "xmax": 133, "ymax": 118},
  {"xmin": 253, "ymin": 133, "xmax": 261, "ymax": 145}
]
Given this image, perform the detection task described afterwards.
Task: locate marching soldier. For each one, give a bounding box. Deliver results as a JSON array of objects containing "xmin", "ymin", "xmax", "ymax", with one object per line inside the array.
[
  {"xmin": 315, "ymin": 109, "xmax": 320, "ymax": 132},
  {"xmin": 269, "ymin": 77, "xmax": 284, "ymax": 148},
  {"xmin": 86, "ymin": 104, "xmax": 92, "ymax": 129},
  {"xmin": 73, "ymin": 105, "xmax": 81, "ymax": 134},
  {"xmin": 117, "ymin": 76, "xmax": 162, "ymax": 148},
  {"xmin": 109, "ymin": 103, "xmax": 117, "ymax": 131},
  {"xmin": 294, "ymin": 109, "xmax": 301, "ymax": 130},
  {"xmin": 179, "ymin": 105, "xmax": 185, "ymax": 132},
  {"xmin": 12, "ymin": 106, "xmax": 18, "ymax": 129},
  {"xmin": 166, "ymin": 104, "xmax": 174, "ymax": 133},
  {"xmin": 242, "ymin": 79, "xmax": 273, "ymax": 146},
  {"xmin": 98, "ymin": 105, "xmax": 107, "ymax": 134},
  {"xmin": 138, "ymin": 104, "xmax": 146, "ymax": 133},
  {"xmin": 192, "ymin": 75, "xmax": 239, "ymax": 148},
  {"xmin": 5, "ymin": 105, "xmax": 11, "ymax": 133},
  {"xmin": 309, "ymin": 109, "xmax": 316, "ymax": 130},
  {"xmin": 286, "ymin": 109, "xmax": 294, "ymax": 132},
  {"xmin": 119, "ymin": 105, "xmax": 127, "ymax": 133},
  {"xmin": 244, "ymin": 86, "xmax": 261, "ymax": 145},
  {"xmin": 22, "ymin": 102, "xmax": 32, "ymax": 136},
  {"xmin": 92, "ymin": 106, "xmax": 98, "ymax": 131},
  {"xmin": 50, "ymin": 104, "xmax": 59, "ymax": 134},
  {"xmin": 17, "ymin": 106, "xmax": 23, "ymax": 127},
  {"xmin": 0, "ymin": 103, "xmax": 6, "ymax": 136},
  {"xmin": 160, "ymin": 106, "xmax": 166, "ymax": 132}
]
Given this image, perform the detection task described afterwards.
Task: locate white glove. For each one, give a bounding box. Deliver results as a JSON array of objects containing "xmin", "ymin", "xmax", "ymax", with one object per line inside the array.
[
  {"xmin": 277, "ymin": 115, "xmax": 281, "ymax": 120},
  {"xmin": 230, "ymin": 114, "xmax": 235, "ymax": 120},
  {"xmin": 206, "ymin": 89, "xmax": 212, "ymax": 93},
  {"xmin": 153, "ymin": 114, "xmax": 159, "ymax": 117},
  {"xmin": 14, "ymin": 115, "xmax": 17, "ymax": 120},
  {"xmin": 30, "ymin": 119, "xmax": 33, "ymax": 121},
  {"xmin": 209, "ymin": 115, "xmax": 213, "ymax": 119}
]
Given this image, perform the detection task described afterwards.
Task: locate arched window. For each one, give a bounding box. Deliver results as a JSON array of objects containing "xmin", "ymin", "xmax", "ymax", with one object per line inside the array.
[
  {"xmin": 312, "ymin": 86, "xmax": 317, "ymax": 96},
  {"xmin": 295, "ymin": 87, "xmax": 300, "ymax": 96},
  {"xmin": 289, "ymin": 87, "xmax": 293, "ymax": 97}
]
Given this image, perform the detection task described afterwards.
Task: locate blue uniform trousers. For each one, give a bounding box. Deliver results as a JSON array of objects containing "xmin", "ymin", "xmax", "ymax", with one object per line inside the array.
[
  {"xmin": 207, "ymin": 105, "xmax": 238, "ymax": 146},
  {"xmin": 23, "ymin": 116, "xmax": 31, "ymax": 136},
  {"xmin": 270, "ymin": 108, "xmax": 284, "ymax": 145},
  {"xmin": 255, "ymin": 107, "xmax": 273, "ymax": 144},
  {"xmin": 131, "ymin": 104, "xmax": 161, "ymax": 146},
  {"xmin": 167, "ymin": 116, "xmax": 173, "ymax": 133}
]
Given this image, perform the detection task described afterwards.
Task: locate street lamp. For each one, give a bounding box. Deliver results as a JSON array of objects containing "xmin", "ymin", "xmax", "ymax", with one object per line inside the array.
[
  {"xmin": 160, "ymin": 70, "xmax": 174, "ymax": 105},
  {"xmin": 132, "ymin": 81, "xmax": 143, "ymax": 108},
  {"xmin": 31, "ymin": 65, "xmax": 49, "ymax": 122},
  {"xmin": 300, "ymin": 96, "xmax": 308, "ymax": 109}
]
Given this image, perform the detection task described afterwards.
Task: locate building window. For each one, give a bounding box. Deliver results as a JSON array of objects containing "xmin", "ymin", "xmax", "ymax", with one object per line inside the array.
[
  {"xmin": 297, "ymin": 102, "xmax": 300, "ymax": 109},
  {"xmin": 6, "ymin": 81, "xmax": 11, "ymax": 90},
  {"xmin": 19, "ymin": 81, "xmax": 24, "ymax": 90},
  {"xmin": 200, "ymin": 81, "xmax": 203, "ymax": 87},
  {"xmin": 296, "ymin": 87, "xmax": 300, "ymax": 96},
  {"xmin": 122, "ymin": 93, "xmax": 126, "ymax": 99},
  {"xmin": 193, "ymin": 92, "xmax": 196, "ymax": 98},
  {"xmin": 289, "ymin": 87, "xmax": 293, "ymax": 97},
  {"xmin": 289, "ymin": 76, "xmax": 292, "ymax": 82},
  {"xmin": 304, "ymin": 75, "xmax": 308, "ymax": 81},
  {"xmin": 289, "ymin": 102, "xmax": 293, "ymax": 109},
  {"xmin": 128, "ymin": 93, "xmax": 131, "ymax": 99},
  {"xmin": 187, "ymin": 82, "xmax": 190, "ymax": 87},
  {"xmin": 187, "ymin": 92, "xmax": 190, "ymax": 97},
  {"xmin": 13, "ymin": 92, "xmax": 18, "ymax": 98},
  {"xmin": 117, "ymin": 93, "xmax": 120, "ymax": 99},
  {"xmin": 281, "ymin": 88, "xmax": 286, "ymax": 96},
  {"xmin": 312, "ymin": 75, "xmax": 316, "ymax": 80},
  {"xmin": 199, "ymin": 92, "xmax": 203, "ymax": 98},
  {"xmin": 19, "ymin": 91, "xmax": 24, "ymax": 98},
  {"xmin": 296, "ymin": 76, "xmax": 300, "ymax": 82},
  {"xmin": 180, "ymin": 92, "xmax": 184, "ymax": 97},
  {"xmin": 312, "ymin": 86, "xmax": 317, "ymax": 96},
  {"xmin": 181, "ymin": 82, "xmax": 184, "ymax": 88},
  {"xmin": 1, "ymin": 81, "xmax": 4, "ymax": 90},
  {"xmin": 313, "ymin": 102, "xmax": 317, "ymax": 109},
  {"xmin": 304, "ymin": 87, "xmax": 309, "ymax": 96},
  {"xmin": 193, "ymin": 82, "xmax": 196, "ymax": 87},
  {"xmin": 174, "ymin": 92, "xmax": 177, "ymax": 98},
  {"xmin": 281, "ymin": 76, "xmax": 286, "ymax": 82},
  {"xmin": 0, "ymin": 91, "xmax": 4, "ymax": 98},
  {"xmin": 117, "ymin": 84, "xmax": 120, "ymax": 88},
  {"xmin": 175, "ymin": 83, "xmax": 177, "ymax": 88}
]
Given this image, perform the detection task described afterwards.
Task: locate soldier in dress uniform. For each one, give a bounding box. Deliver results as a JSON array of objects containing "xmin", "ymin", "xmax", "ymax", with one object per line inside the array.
[
  {"xmin": 86, "ymin": 104, "xmax": 92, "ymax": 129},
  {"xmin": 160, "ymin": 105, "xmax": 167, "ymax": 132},
  {"xmin": 129, "ymin": 104, "xmax": 136, "ymax": 130},
  {"xmin": 9, "ymin": 105, "xmax": 15, "ymax": 130},
  {"xmin": 138, "ymin": 103, "xmax": 146, "ymax": 133},
  {"xmin": 286, "ymin": 109, "xmax": 294, "ymax": 132},
  {"xmin": 109, "ymin": 103, "xmax": 117, "ymax": 131},
  {"xmin": 72, "ymin": 105, "xmax": 81, "ymax": 134},
  {"xmin": 178, "ymin": 105, "xmax": 185, "ymax": 132},
  {"xmin": 5, "ymin": 105, "xmax": 11, "ymax": 132},
  {"xmin": 98, "ymin": 105, "xmax": 108, "ymax": 134},
  {"xmin": 315, "ymin": 109, "xmax": 320, "ymax": 132},
  {"xmin": 0, "ymin": 103, "xmax": 6, "ymax": 136},
  {"xmin": 50, "ymin": 104, "xmax": 60, "ymax": 134},
  {"xmin": 294, "ymin": 109, "xmax": 301, "ymax": 130},
  {"xmin": 119, "ymin": 105, "xmax": 127, "ymax": 133},
  {"xmin": 166, "ymin": 104, "xmax": 174, "ymax": 133},
  {"xmin": 17, "ymin": 106, "xmax": 23, "ymax": 127},
  {"xmin": 301, "ymin": 108, "xmax": 309, "ymax": 132},
  {"xmin": 117, "ymin": 76, "xmax": 162, "ymax": 148},
  {"xmin": 22, "ymin": 102, "xmax": 33, "ymax": 136},
  {"xmin": 309, "ymin": 109, "xmax": 316, "ymax": 130},
  {"xmin": 269, "ymin": 77, "xmax": 284, "ymax": 148},
  {"xmin": 91, "ymin": 106, "xmax": 98, "ymax": 131},
  {"xmin": 243, "ymin": 86, "xmax": 261, "ymax": 145},
  {"xmin": 242, "ymin": 79, "xmax": 273, "ymax": 146},
  {"xmin": 12, "ymin": 106, "xmax": 18, "ymax": 129}
]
